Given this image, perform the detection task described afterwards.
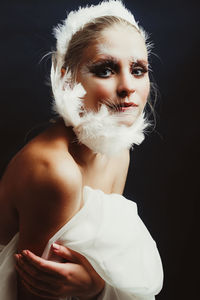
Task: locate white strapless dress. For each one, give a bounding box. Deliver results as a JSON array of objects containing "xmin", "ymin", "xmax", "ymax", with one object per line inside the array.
[{"xmin": 0, "ymin": 186, "xmax": 163, "ymax": 300}]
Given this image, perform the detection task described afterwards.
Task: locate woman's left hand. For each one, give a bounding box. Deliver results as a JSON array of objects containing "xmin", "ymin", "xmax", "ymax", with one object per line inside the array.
[{"xmin": 15, "ymin": 243, "xmax": 105, "ymax": 300}]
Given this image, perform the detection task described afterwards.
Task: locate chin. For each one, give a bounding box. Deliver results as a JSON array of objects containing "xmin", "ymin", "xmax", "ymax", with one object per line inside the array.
[
  {"xmin": 119, "ymin": 116, "xmax": 138, "ymax": 127},
  {"xmin": 74, "ymin": 105, "xmax": 149, "ymax": 156},
  {"xmin": 117, "ymin": 110, "xmax": 141, "ymax": 127},
  {"xmin": 52, "ymin": 76, "xmax": 148, "ymax": 155}
]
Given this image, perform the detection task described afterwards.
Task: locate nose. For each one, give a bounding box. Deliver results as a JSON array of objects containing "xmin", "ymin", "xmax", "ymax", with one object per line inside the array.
[{"xmin": 117, "ymin": 72, "xmax": 135, "ymax": 99}]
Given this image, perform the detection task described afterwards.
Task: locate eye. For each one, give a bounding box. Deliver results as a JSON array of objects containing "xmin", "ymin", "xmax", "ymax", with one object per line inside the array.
[
  {"xmin": 131, "ymin": 64, "xmax": 148, "ymax": 77},
  {"xmin": 88, "ymin": 60, "xmax": 118, "ymax": 78},
  {"xmin": 93, "ymin": 67, "xmax": 113, "ymax": 78}
]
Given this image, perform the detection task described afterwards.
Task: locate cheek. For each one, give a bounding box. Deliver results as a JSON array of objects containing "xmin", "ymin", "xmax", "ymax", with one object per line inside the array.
[
  {"xmin": 94, "ymin": 81, "xmax": 113, "ymax": 100},
  {"xmin": 85, "ymin": 78, "xmax": 114, "ymax": 100},
  {"xmin": 139, "ymin": 77, "xmax": 150, "ymax": 106}
]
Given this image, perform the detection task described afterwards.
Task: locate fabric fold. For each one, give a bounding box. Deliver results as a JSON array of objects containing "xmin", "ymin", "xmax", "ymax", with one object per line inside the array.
[{"xmin": 0, "ymin": 186, "xmax": 163, "ymax": 300}]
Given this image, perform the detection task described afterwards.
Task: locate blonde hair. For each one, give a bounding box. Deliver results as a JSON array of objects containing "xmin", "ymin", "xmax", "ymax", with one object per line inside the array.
[{"xmin": 62, "ymin": 15, "xmax": 150, "ymax": 80}]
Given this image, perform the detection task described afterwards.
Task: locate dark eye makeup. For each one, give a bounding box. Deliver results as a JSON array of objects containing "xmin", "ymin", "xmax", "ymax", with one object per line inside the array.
[
  {"xmin": 131, "ymin": 62, "xmax": 148, "ymax": 77},
  {"xmin": 88, "ymin": 59, "xmax": 119, "ymax": 78},
  {"xmin": 87, "ymin": 58, "xmax": 148, "ymax": 78}
]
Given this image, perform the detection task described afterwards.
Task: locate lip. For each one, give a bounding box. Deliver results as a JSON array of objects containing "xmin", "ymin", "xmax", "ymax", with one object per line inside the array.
[
  {"xmin": 121, "ymin": 106, "xmax": 135, "ymax": 112},
  {"xmin": 106, "ymin": 101, "xmax": 138, "ymax": 112},
  {"xmin": 118, "ymin": 102, "xmax": 138, "ymax": 112}
]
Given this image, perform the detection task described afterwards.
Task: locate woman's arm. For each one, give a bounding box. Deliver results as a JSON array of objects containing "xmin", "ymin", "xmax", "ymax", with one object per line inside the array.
[
  {"xmin": 15, "ymin": 148, "xmax": 130, "ymax": 299},
  {"xmin": 16, "ymin": 153, "xmax": 83, "ymax": 299},
  {"xmin": 15, "ymin": 243, "xmax": 105, "ymax": 300}
]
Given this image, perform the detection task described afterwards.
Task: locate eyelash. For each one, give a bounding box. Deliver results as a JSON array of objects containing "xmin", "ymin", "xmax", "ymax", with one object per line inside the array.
[
  {"xmin": 94, "ymin": 67, "xmax": 114, "ymax": 78},
  {"xmin": 90, "ymin": 63, "xmax": 148, "ymax": 78},
  {"xmin": 131, "ymin": 65, "xmax": 148, "ymax": 77}
]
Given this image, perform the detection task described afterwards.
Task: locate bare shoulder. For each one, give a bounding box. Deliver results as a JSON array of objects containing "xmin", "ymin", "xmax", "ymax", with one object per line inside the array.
[
  {"xmin": 20, "ymin": 143, "xmax": 82, "ymax": 203},
  {"xmin": 2, "ymin": 122, "xmax": 81, "ymax": 203},
  {"xmin": 18, "ymin": 138, "xmax": 82, "ymax": 200},
  {"xmin": 2, "ymin": 123, "xmax": 83, "ymax": 254},
  {"xmin": 17, "ymin": 124, "xmax": 82, "ymax": 211}
]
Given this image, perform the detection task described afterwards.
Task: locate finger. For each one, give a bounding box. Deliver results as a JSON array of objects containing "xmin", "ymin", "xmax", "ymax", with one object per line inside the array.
[
  {"xmin": 16, "ymin": 251, "xmax": 78, "ymax": 284},
  {"xmin": 54, "ymin": 245, "xmax": 95, "ymax": 271},
  {"xmin": 14, "ymin": 253, "xmax": 22, "ymax": 260},
  {"xmin": 15, "ymin": 262, "xmax": 61, "ymax": 296},
  {"xmin": 16, "ymin": 254, "xmax": 64, "ymax": 284},
  {"xmin": 20, "ymin": 278, "xmax": 58, "ymax": 299},
  {"xmin": 20, "ymin": 250, "xmax": 65, "ymax": 278},
  {"xmin": 52, "ymin": 244, "xmax": 85, "ymax": 263},
  {"xmin": 52, "ymin": 245, "xmax": 98, "ymax": 276}
]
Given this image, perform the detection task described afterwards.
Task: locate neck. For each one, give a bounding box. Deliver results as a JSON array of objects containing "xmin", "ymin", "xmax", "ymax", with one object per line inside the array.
[{"xmin": 68, "ymin": 127, "xmax": 105, "ymax": 166}]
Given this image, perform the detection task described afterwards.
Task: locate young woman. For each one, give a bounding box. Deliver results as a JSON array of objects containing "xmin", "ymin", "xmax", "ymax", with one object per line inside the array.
[{"xmin": 0, "ymin": 1, "xmax": 163, "ymax": 299}]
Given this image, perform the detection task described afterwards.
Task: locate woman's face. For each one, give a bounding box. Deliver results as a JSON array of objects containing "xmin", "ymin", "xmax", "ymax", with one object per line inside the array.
[{"xmin": 77, "ymin": 24, "xmax": 150, "ymax": 126}]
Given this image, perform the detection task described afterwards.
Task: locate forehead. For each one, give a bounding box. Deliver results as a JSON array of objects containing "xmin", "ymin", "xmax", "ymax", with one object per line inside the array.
[{"xmin": 84, "ymin": 24, "xmax": 148, "ymax": 64}]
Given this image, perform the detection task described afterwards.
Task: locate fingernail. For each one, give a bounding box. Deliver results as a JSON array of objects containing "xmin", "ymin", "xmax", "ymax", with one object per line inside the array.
[
  {"xmin": 14, "ymin": 254, "xmax": 22, "ymax": 260},
  {"xmin": 22, "ymin": 250, "xmax": 28, "ymax": 256},
  {"xmin": 52, "ymin": 243, "xmax": 60, "ymax": 250},
  {"xmin": 14, "ymin": 254, "xmax": 19, "ymax": 260}
]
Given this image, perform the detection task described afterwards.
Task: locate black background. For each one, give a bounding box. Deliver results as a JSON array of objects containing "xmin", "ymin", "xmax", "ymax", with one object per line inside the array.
[{"xmin": 0, "ymin": 1, "xmax": 199, "ymax": 299}]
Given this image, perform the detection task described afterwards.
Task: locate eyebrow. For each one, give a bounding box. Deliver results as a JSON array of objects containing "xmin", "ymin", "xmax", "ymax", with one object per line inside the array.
[
  {"xmin": 86, "ymin": 56, "xmax": 118, "ymax": 69},
  {"xmin": 86, "ymin": 58, "xmax": 119, "ymax": 73},
  {"xmin": 89, "ymin": 55, "xmax": 148, "ymax": 66}
]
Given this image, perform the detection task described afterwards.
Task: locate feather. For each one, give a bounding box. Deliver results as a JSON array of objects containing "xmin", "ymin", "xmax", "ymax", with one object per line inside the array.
[{"xmin": 50, "ymin": 0, "xmax": 150, "ymax": 155}]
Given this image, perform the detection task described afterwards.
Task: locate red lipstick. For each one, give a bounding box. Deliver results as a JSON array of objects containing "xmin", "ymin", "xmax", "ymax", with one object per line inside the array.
[{"xmin": 119, "ymin": 102, "xmax": 138, "ymax": 111}]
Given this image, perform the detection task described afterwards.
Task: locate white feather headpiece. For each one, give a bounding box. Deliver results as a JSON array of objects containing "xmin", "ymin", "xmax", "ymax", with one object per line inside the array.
[
  {"xmin": 54, "ymin": 0, "xmax": 140, "ymax": 66},
  {"xmin": 51, "ymin": 0, "xmax": 150, "ymax": 156}
]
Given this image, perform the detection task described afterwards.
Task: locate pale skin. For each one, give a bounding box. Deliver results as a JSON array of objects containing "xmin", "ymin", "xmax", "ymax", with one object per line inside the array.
[{"xmin": 0, "ymin": 24, "xmax": 149, "ymax": 299}]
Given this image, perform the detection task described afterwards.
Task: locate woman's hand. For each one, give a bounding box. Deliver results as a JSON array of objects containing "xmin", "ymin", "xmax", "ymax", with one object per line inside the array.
[{"xmin": 15, "ymin": 244, "xmax": 105, "ymax": 300}]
